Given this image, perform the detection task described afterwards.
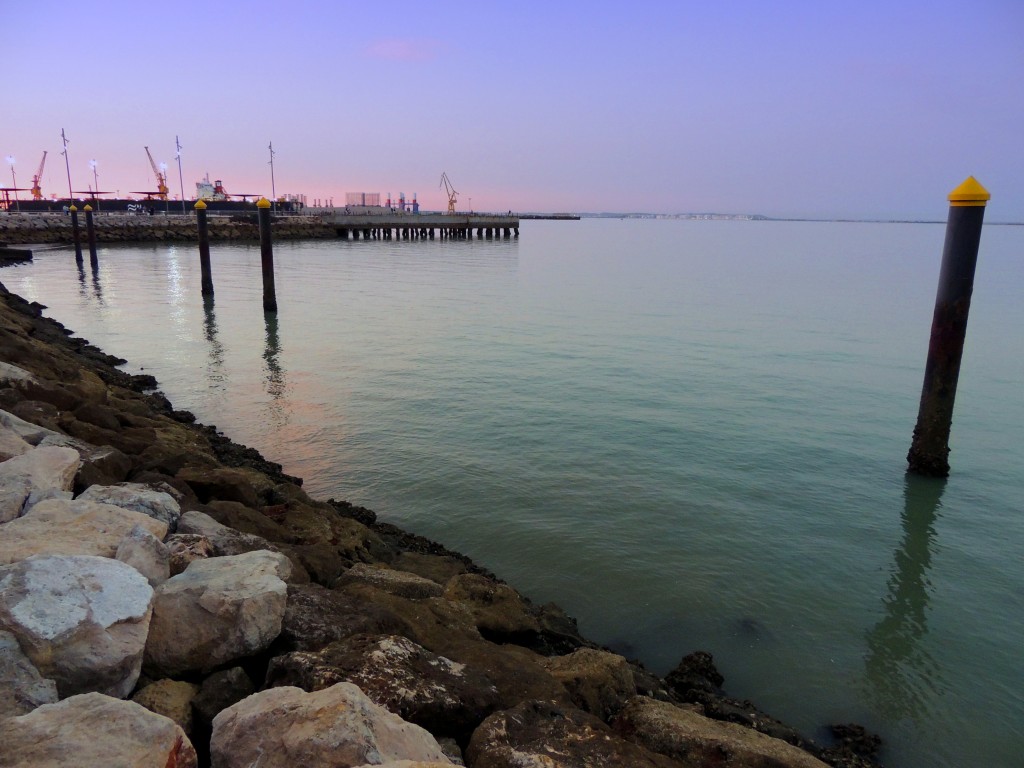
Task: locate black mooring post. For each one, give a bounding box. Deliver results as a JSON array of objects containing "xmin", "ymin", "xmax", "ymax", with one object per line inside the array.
[
  {"xmin": 84, "ymin": 204, "xmax": 98, "ymax": 268},
  {"xmin": 907, "ymin": 177, "xmax": 990, "ymax": 477},
  {"xmin": 258, "ymin": 197, "xmax": 278, "ymax": 313},
  {"xmin": 195, "ymin": 200, "xmax": 214, "ymax": 296},
  {"xmin": 69, "ymin": 205, "xmax": 83, "ymax": 264}
]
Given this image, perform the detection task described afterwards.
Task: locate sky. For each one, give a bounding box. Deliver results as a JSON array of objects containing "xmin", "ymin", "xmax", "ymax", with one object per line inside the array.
[{"xmin": 2, "ymin": 1, "xmax": 1022, "ymax": 220}]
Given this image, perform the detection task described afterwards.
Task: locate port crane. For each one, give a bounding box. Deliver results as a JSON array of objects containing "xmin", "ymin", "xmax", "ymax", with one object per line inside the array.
[
  {"xmin": 439, "ymin": 172, "xmax": 458, "ymax": 214},
  {"xmin": 137, "ymin": 146, "xmax": 169, "ymax": 199},
  {"xmin": 30, "ymin": 151, "xmax": 47, "ymax": 200}
]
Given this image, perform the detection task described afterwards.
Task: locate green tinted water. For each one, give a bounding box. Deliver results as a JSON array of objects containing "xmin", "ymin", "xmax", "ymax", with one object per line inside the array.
[{"xmin": 5, "ymin": 219, "xmax": 1022, "ymax": 766}]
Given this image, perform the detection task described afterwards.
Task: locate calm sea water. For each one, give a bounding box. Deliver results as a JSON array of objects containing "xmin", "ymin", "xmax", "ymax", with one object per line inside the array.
[{"xmin": 4, "ymin": 219, "xmax": 1022, "ymax": 767}]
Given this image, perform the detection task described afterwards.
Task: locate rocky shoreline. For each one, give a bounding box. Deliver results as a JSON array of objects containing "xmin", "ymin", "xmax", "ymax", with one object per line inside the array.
[{"xmin": 0, "ymin": 278, "xmax": 882, "ymax": 768}]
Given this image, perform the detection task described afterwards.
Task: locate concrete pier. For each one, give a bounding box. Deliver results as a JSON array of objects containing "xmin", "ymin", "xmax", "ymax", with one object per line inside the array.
[{"xmin": 320, "ymin": 210, "xmax": 519, "ymax": 241}]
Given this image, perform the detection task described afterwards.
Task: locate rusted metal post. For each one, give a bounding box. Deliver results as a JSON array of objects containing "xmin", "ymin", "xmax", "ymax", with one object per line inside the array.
[
  {"xmin": 69, "ymin": 204, "xmax": 83, "ymax": 264},
  {"xmin": 84, "ymin": 204, "xmax": 98, "ymax": 268},
  {"xmin": 195, "ymin": 200, "xmax": 214, "ymax": 296},
  {"xmin": 907, "ymin": 177, "xmax": 990, "ymax": 477},
  {"xmin": 257, "ymin": 197, "xmax": 277, "ymax": 313}
]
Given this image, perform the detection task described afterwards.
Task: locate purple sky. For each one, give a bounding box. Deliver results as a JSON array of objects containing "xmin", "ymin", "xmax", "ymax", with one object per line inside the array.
[{"xmin": 3, "ymin": 1, "xmax": 1022, "ymax": 219}]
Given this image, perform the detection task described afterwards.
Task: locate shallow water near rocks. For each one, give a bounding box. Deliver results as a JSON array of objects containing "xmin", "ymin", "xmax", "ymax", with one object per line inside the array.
[{"xmin": 5, "ymin": 218, "xmax": 1023, "ymax": 767}]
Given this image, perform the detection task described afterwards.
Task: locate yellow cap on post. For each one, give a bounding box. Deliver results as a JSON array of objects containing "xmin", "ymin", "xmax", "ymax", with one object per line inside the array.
[
  {"xmin": 83, "ymin": 205, "xmax": 92, "ymax": 212},
  {"xmin": 257, "ymin": 197, "xmax": 271, "ymax": 209},
  {"xmin": 194, "ymin": 200, "xmax": 207, "ymax": 210},
  {"xmin": 948, "ymin": 176, "xmax": 990, "ymax": 207},
  {"xmin": 69, "ymin": 205, "xmax": 77, "ymax": 211}
]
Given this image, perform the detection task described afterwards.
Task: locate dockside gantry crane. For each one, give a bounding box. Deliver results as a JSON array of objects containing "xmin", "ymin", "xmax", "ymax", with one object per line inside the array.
[
  {"xmin": 144, "ymin": 146, "xmax": 169, "ymax": 199},
  {"xmin": 440, "ymin": 172, "xmax": 458, "ymax": 214},
  {"xmin": 30, "ymin": 151, "xmax": 47, "ymax": 200}
]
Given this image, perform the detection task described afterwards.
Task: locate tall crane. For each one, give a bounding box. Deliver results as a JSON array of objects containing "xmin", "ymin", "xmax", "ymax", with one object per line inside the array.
[
  {"xmin": 439, "ymin": 172, "xmax": 458, "ymax": 215},
  {"xmin": 144, "ymin": 146, "xmax": 169, "ymax": 199},
  {"xmin": 30, "ymin": 151, "xmax": 47, "ymax": 200}
]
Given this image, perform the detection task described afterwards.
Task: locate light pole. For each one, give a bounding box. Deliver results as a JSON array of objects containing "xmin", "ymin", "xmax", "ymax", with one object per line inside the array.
[
  {"xmin": 89, "ymin": 159, "xmax": 100, "ymax": 211},
  {"xmin": 268, "ymin": 141, "xmax": 277, "ymax": 212},
  {"xmin": 5, "ymin": 156, "xmax": 18, "ymax": 212},
  {"xmin": 61, "ymin": 129, "xmax": 73, "ymax": 202},
  {"xmin": 175, "ymin": 136, "xmax": 186, "ymax": 214}
]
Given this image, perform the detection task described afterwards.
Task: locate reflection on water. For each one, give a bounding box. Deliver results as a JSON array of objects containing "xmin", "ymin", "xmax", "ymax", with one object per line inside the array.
[
  {"xmin": 864, "ymin": 476, "xmax": 947, "ymax": 722},
  {"xmin": 202, "ymin": 295, "xmax": 225, "ymax": 392},
  {"xmin": 262, "ymin": 310, "xmax": 288, "ymax": 428}
]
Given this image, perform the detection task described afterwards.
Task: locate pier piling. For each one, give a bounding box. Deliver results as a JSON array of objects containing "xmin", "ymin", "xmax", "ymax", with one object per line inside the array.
[
  {"xmin": 257, "ymin": 197, "xmax": 278, "ymax": 313},
  {"xmin": 84, "ymin": 205, "xmax": 98, "ymax": 268},
  {"xmin": 195, "ymin": 200, "xmax": 214, "ymax": 296},
  {"xmin": 69, "ymin": 205, "xmax": 83, "ymax": 264},
  {"xmin": 907, "ymin": 176, "xmax": 990, "ymax": 477}
]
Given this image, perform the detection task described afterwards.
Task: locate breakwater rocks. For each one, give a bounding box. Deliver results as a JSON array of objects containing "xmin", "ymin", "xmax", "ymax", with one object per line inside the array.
[
  {"xmin": 0, "ymin": 281, "xmax": 880, "ymax": 768},
  {"xmin": 0, "ymin": 211, "xmax": 336, "ymax": 245}
]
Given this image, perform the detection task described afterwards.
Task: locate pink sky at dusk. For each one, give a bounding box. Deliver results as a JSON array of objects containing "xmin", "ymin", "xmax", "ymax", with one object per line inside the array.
[{"xmin": 2, "ymin": 1, "xmax": 1022, "ymax": 220}]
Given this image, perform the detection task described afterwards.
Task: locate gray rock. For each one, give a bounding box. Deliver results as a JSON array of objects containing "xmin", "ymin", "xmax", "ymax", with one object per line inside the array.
[
  {"xmin": 0, "ymin": 629, "xmax": 59, "ymax": 717},
  {"xmin": 0, "ymin": 362, "xmax": 37, "ymax": 387},
  {"xmin": 144, "ymin": 550, "xmax": 291, "ymax": 676},
  {"xmin": 116, "ymin": 524, "xmax": 171, "ymax": 587},
  {"xmin": 0, "ymin": 691, "xmax": 198, "ymax": 768},
  {"xmin": 210, "ymin": 683, "xmax": 452, "ymax": 768},
  {"xmin": 77, "ymin": 482, "xmax": 181, "ymax": 531},
  {"xmin": 0, "ymin": 406, "xmax": 56, "ymax": 445},
  {"xmin": 0, "ymin": 554, "xmax": 154, "ymax": 698}
]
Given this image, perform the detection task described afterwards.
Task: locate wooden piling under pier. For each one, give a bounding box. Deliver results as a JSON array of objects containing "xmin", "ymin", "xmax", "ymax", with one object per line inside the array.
[{"xmin": 321, "ymin": 211, "xmax": 519, "ymax": 241}]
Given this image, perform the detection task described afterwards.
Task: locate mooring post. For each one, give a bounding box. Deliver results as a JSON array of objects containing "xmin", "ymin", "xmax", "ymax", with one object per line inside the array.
[
  {"xmin": 69, "ymin": 204, "xmax": 83, "ymax": 264},
  {"xmin": 195, "ymin": 200, "xmax": 214, "ymax": 296},
  {"xmin": 907, "ymin": 176, "xmax": 990, "ymax": 477},
  {"xmin": 83, "ymin": 205, "xmax": 99, "ymax": 268},
  {"xmin": 257, "ymin": 197, "xmax": 278, "ymax": 313}
]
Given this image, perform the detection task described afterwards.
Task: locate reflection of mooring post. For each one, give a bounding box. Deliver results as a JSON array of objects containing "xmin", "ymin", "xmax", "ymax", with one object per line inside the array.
[
  {"xmin": 258, "ymin": 197, "xmax": 278, "ymax": 313},
  {"xmin": 84, "ymin": 204, "xmax": 98, "ymax": 268},
  {"xmin": 195, "ymin": 200, "xmax": 214, "ymax": 296},
  {"xmin": 907, "ymin": 177, "xmax": 990, "ymax": 477},
  {"xmin": 69, "ymin": 204, "xmax": 83, "ymax": 264}
]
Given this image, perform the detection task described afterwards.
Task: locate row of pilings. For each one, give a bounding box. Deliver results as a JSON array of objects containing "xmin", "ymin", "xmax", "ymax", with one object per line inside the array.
[{"xmin": 337, "ymin": 225, "xmax": 518, "ymax": 241}]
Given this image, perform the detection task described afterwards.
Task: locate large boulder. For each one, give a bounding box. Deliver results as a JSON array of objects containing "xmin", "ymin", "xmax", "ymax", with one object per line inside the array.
[
  {"xmin": 144, "ymin": 549, "xmax": 291, "ymax": 676},
  {"xmin": 265, "ymin": 633, "xmax": 502, "ymax": 741},
  {"xmin": 0, "ymin": 692, "xmax": 197, "ymax": 768},
  {"xmin": 0, "ymin": 629, "xmax": 58, "ymax": 717},
  {"xmin": 335, "ymin": 563, "xmax": 445, "ymax": 599},
  {"xmin": 611, "ymin": 695, "xmax": 830, "ymax": 768},
  {"xmin": 210, "ymin": 683, "xmax": 452, "ymax": 768},
  {"xmin": 540, "ymin": 647, "xmax": 637, "ymax": 721},
  {"xmin": 0, "ymin": 555, "xmax": 153, "ymax": 698},
  {"xmin": 442, "ymin": 573, "xmax": 541, "ymax": 643},
  {"xmin": 76, "ymin": 482, "xmax": 181, "ymax": 531},
  {"xmin": 0, "ymin": 497, "xmax": 167, "ymax": 565},
  {"xmin": 0, "ymin": 445, "xmax": 80, "ymax": 523},
  {"xmin": 466, "ymin": 699, "xmax": 686, "ymax": 768},
  {"xmin": 38, "ymin": 433, "xmax": 133, "ymax": 490},
  {"xmin": 0, "ymin": 406, "xmax": 57, "ymax": 444}
]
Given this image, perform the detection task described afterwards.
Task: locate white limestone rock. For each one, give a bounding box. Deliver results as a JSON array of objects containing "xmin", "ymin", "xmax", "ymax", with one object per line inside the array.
[
  {"xmin": 0, "ymin": 408, "xmax": 60, "ymax": 445},
  {"xmin": 0, "ymin": 362, "xmax": 37, "ymax": 386},
  {"xmin": 0, "ymin": 691, "xmax": 198, "ymax": 768},
  {"xmin": 144, "ymin": 549, "xmax": 291, "ymax": 676},
  {"xmin": 77, "ymin": 482, "xmax": 182, "ymax": 531},
  {"xmin": 0, "ymin": 497, "xmax": 168, "ymax": 566},
  {"xmin": 210, "ymin": 683, "xmax": 452, "ymax": 768},
  {"xmin": 0, "ymin": 555, "xmax": 154, "ymax": 698},
  {"xmin": 116, "ymin": 523, "xmax": 171, "ymax": 587},
  {"xmin": 0, "ymin": 445, "xmax": 80, "ymax": 523}
]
